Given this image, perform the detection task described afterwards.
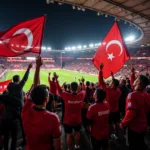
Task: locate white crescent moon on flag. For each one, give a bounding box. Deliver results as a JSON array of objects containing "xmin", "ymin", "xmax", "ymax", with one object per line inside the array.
[
  {"xmin": 3, "ymin": 28, "xmax": 33, "ymax": 53},
  {"xmin": 106, "ymin": 40, "xmax": 123, "ymax": 56},
  {"xmin": 12, "ymin": 28, "xmax": 33, "ymax": 53}
]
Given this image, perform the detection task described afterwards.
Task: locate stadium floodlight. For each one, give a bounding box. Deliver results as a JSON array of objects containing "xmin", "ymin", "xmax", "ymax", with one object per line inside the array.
[
  {"xmin": 26, "ymin": 57, "xmax": 36, "ymax": 60},
  {"xmin": 72, "ymin": 46, "xmax": 76, "ymax": 50},
  {"xmin": 72, "ymin": 5, "xmax": 76, "ymax": 9},
  {"xmin": 125, "ymin": 35, "xmax": 135, "ymax": 42},
  {"xmin": 47, "ymin": 47, "xmax": 51, "ymax": 51},
  {"xmin": 82, "ymin": 8, "xmax": 85, "ymax": 11},
  {"xmin": 68, "ymin": 47, "xmax": 71, "ymax": 50},
  {"xmin": 77, "ymin": 7, "xmax": 81, "ymax": 10},
  {"xmin": 65, "ymin": 47, "xmax": 68, "ymax": 50},
  {"xmin": 83, "ymin": 45, "xmax": 87, "ymax": 48},
  {"xmin": 42, "ymin": 46, "xmax": 46, "ymax": 50},
  {"xmin": 77, "ymin": 45, "xmax": 82, "ymax": 49},
  {"xmin": 89, "ymin": 44, "xmax": 94, "ymax": 48}
]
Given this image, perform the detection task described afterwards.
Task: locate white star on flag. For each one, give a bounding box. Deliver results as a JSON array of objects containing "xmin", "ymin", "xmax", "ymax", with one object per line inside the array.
[{"xmin": 108, "ymin": 53, "xmax": 115, "ymax": 61}]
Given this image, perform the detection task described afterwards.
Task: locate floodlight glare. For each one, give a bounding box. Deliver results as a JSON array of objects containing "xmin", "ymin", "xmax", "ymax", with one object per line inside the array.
[
  {"xmin": 89, "ymin": 44, "xmax": 94, "ymax": 47},
  {"xmin": 125, "ymin": 35, "xmax": 135, "ymax": 42},
  {"xmin": 77, "ymin": 45, "xmax": 82, "ymax": 49},
  {"xmin": 47, "ymin": 47, "xmax": 51, "ymax": 50},
  {"xmin": 72, "ymin": 46, "xmax": 76, "ymax": 50},
  {"xmin": 83, "ymin": 45, "xmax": 87, "ymax": 48},
  {"xmin": 42, "ymin": 46, "xmax": 46, "ymax": 50}
]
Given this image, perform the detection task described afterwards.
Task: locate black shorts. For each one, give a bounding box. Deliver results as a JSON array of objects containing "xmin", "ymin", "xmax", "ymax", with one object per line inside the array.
[
  {"xmin": 91, "ymin": 136, "xmax": 108, "ymax": 150},
  {"xmin": 109, "ymin": 111, "xmax": 120, "ymax": 124},
  {"xmin": 53, "ymin": 94, "xmax": 58, "ymax": 102},
  {"xmin": 64, "ymin": 124, "xmax": 81, "ymax": 134}
]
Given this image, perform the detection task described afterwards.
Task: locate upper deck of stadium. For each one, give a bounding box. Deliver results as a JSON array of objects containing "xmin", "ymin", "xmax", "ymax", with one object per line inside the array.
[{"xmin": 47, "ymin": 0, "xmax": 150, "ymax": 48}]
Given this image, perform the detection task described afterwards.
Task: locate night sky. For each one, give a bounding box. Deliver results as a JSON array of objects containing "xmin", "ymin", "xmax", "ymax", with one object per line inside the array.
[{"xmin": 0, "ymin": 0, "xmax": 141, "ymax": 49}]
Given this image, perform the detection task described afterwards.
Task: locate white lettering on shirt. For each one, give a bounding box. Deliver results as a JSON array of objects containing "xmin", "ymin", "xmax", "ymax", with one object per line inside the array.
[
  {"xmin": 128, "ymin": 102, "xmax": 132, "ymax": 107},
  {"xmin": 68, "ymin": 100, "xmax": 82, "ymax": 104},
  {"xmin": 98, "ymin": 110, "xmax": 109, "ymax": 116}
]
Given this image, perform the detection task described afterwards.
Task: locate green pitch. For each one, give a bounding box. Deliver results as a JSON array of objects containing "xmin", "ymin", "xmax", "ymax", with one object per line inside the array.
[{"xmin": 5, "ymin": 70, "xmax": 98, "ymax": 92}]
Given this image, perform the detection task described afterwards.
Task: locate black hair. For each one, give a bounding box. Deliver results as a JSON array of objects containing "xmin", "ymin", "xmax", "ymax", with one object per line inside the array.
[
  {"xmin": 96, "ymin": 88, "xmax": 106, "ymax": 103},
  {"xmin": 63, "ymin": 84, "xmax": 67, "ymax": 90},
  {"xmin": 13, "ymin": 75, "xmax": 20, "ymax": 83},
  {"xmin": 112, "ymin": 79, "xmax": 119, "ymax": 87},
  {"xmin": 52, "ymin": 77, "xmax": 55, "ymax": 82},
  {"xmin": 31, "ymin": 85, "xmax": 49, "ymax": 105},
  {"xmin": 91, "ymin": 82, "xmax": 94, "ymax": 87},
  {"xmin": 86, "ymin": 81, "xmax": 90, "ymax": 87},
  {"xmin": 121, "ymin": 79, "xmax": 126, "ymax": 85},
  {"xmin": 139, "ymin": 75, "xmax": 149, "ymax": 87},
  {"xmin": 71, "ymin": 82, "xmax": 78, "ymax": 92}
]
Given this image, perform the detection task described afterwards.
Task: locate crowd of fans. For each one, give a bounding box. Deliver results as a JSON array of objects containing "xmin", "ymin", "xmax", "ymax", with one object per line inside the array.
[{"xmin": 0, "ymin": 55, "xmax": 149, "ymax": 150}]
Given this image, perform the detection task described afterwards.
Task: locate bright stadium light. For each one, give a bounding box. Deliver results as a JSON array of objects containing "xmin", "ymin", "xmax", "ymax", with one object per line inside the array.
[
  {"xmin": 65, "ymin": 47, "xmax": 68, "ymax": 50},
  {"xmin": 125, "ymin": 35, "xmax": 135, "ymax": 42},
  {"xmin": 83, "ymin": 45, "xmax": 87, "ymax": 48},
  {"xmin": 89, "ymin": 44, "xmax": 94, "ymax": 48},
  {"xmin": 68, "ymin": 47, "xmax": 71, "ymax": 50},
  {"xmin": 77, "ymin": 45, "xmax": 82, "ymax": 49},
  {"xmin": 72, "ymin": 46, "xmax": 76, "ymax": 50},
  {"xmin": 42, "ymin": 46, "xmax": 46, "ymax": 50},
  {"xmin": 47, "ymin": 47, "xmax": 51, "ymax": 51}
]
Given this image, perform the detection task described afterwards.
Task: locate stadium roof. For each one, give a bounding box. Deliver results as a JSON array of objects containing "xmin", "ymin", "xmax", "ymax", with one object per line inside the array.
[{"xmin": 47, "ymin": 0, "xmax": 150, "ymax": 47}]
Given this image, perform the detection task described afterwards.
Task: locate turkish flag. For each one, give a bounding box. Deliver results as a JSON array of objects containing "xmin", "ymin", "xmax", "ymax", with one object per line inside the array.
[
  {"xmin": 92, "ymin": 22, "xmax": 130, "ymax": 78},
  {"xmin": 0, "ymin": 80, "xmax": 12, "ymax": 93},
  {"xmin": 0, "ymin": 16, "xmax": 46, "ymax": 57}
]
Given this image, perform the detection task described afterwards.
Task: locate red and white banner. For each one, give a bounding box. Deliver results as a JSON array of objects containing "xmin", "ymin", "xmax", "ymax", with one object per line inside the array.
[
  {"xmin": 0, "ymin": 80, "xmax": 12, "ymax": 93},
  {"xmin": 0, "ymin": 16, "xmax": 46, "ymax": 57}
]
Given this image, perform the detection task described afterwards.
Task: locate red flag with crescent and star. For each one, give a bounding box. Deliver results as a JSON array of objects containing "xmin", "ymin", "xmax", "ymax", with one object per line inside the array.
[
  {"xmin": 0, "ymin": 16, "xmax": 46, "ymax": 57},
  {"xmin": 92, "ymin": 22, "xmax": 130, "ymax": 78}
]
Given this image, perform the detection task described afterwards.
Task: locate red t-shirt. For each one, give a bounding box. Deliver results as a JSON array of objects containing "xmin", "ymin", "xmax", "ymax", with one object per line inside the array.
[
  {"xmin": 121, "ymin": 91, "xmax": 150, "ymax": 133},
  {"xmin": 105, "ymin": 88, "xmax": 121, "ymax": 112},
  {"xmin": 49, "ymin": 81, "xmax": 57, "ymax": 95},
  {"xmin": 21, "ymin": 99, "xmax": 61, "ymax": 150},
  {"xmin": 86, "ymin": 101, "xmax": 110, "ymax": 140},
  {"xmin": 60, "ymin": 91, "xmax": 85, "ymax": 125},
  {"xmin": 98, "ymin": 71, "xmax": 121, "ymax": 112}
]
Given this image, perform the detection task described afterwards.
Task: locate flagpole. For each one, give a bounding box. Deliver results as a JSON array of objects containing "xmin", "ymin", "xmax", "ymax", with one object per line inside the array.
[{"xmin": 39, "ymin": 14, "xmax": 47, "ymax": 55}]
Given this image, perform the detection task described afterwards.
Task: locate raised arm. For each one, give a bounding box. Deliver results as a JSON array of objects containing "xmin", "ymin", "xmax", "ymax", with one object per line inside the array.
[
  {"xmin": 19, "ymin": 63, "xmax": 32, "ymax": 88},
  {"xmin": 81, "ymin": 77, "xmax": 86, "ymax": 91},
  {"xmin": 33, "ymin": 56, "xmax": 43, "ymax": 87},
  {"xmin": 98, "ymin": 63, "xmax": 106, "ymax": 90},
  {"xmin": 55, "ymin": 74, "xmax": 62, "ymax": 95},
  {"xmin": 130, "ymin": 64, "xmax": 136, "ymax": 90},
  {"xmin": 48, "ymin": 72, "xmax": 51, "ymax": 83}
]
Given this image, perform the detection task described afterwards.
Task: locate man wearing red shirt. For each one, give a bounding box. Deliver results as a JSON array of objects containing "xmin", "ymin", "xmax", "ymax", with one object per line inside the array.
[
  {"xmin": 120, "ymin": 67, "xmax": 150, "ymax": 150},
  {"xmin": 99, "ymin": 64, "xmax": 121, "ymax": 135},
  {"xmin": 55, "ymin": 74, "xmax": 85, "ymax": 150},
  {"xmin": 87, "ymin": 88, "xmax": 110, "ymax": 150},
  {"xmin": 22, "ymin": 57, "xmax": 61, "ymax": 150}
]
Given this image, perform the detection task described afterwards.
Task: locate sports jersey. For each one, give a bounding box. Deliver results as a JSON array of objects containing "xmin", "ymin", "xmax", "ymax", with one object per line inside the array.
[
  {"xmin": 87, "ymin": 101, "xmax": 110, "ymax": 140},
  {"xmin": 99, "ymin": 71, "xmax": 121, "ymax": 112},
  {"xmin": 56, "ymin": 81, "xmax": 85, "ymax": 125},
  {"xmin": 21, "ymin": 98, "xmax": 61, "ymax": 150},
  {"xmin": 121, "ymin": 91, "xmax": 150, "ymax": 133}
]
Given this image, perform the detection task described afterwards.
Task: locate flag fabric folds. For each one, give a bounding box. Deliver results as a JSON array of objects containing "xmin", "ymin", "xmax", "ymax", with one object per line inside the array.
[
  {"xmin": 92, "ymin": 22, "xmax": 130, "ymax": 78},
  {"xmin": 0, "ymin": 16, "xmax": 46, "ymax": 57},
  {"xmin": 0, "ymin": 79, "xmax": 12, "ymax": 93}
]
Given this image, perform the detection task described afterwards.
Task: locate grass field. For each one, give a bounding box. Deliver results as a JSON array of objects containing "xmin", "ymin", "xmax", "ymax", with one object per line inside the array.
[{"xmin": 5, "ymin": 70, "xmax": 98, "ymax": 92}]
